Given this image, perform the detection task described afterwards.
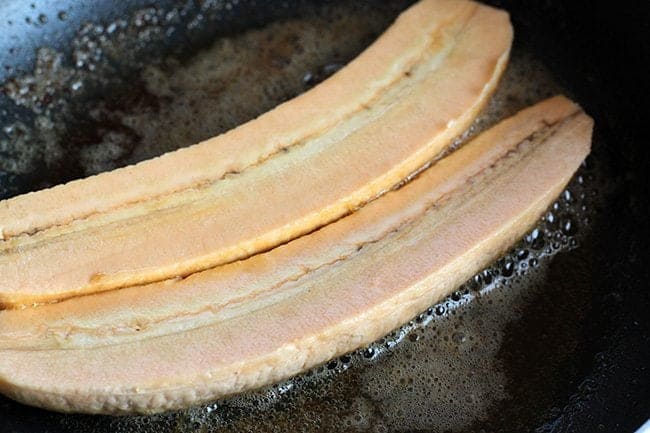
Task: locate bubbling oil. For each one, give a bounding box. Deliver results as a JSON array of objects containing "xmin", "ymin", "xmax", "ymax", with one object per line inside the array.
[{"xmin": 0, "ymin": 1, "xmax": 604, "ymax": 432}]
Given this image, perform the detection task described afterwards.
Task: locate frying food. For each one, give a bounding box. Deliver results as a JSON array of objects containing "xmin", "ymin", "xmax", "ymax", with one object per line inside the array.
[
  {"xmin": 0, "ymin": 96, "xmax": 592, "ymax": 413},
  {"xmin": 0, "ymin": 0, "xmax": 511, "ymax": 307}
]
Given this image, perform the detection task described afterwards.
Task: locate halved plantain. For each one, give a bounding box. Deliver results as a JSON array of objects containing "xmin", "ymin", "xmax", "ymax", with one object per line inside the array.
[
  {"xmin": 0, "ymin": 96, "xmax": 593, "ymax": 413},
  {"xmin": 0, "ymin": 0, "xmax": 512, "ymax": 307}
]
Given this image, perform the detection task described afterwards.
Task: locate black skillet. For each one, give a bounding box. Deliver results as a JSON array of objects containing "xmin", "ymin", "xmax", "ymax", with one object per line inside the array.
[{"xmin": 0, "ymin": 1, "xmax": 648, "ymax": 432}]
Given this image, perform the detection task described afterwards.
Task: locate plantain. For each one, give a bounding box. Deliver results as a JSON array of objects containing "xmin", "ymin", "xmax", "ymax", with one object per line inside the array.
[
  {"xmin": 0, "ymin": 96, "xmax": 592, "ymax": 414},
  {"xmin": 0, "ymin": 0, "xmax": 512, "ymax": 307}
]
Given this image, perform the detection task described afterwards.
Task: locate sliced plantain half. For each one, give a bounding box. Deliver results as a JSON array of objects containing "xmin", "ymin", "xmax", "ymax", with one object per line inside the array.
[
  {"xmin": 0, "ymin": 0, "xmax": 512, "ymax": 307},
  {"xmin": 0, "ymin": 96, "xmax": 592, "ymax": 414}
]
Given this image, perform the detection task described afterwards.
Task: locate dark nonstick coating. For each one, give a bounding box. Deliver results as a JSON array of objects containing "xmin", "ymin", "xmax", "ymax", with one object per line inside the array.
[{"xmin": 0, "ymin": 1, "xmax": 648, "ymax": 432}]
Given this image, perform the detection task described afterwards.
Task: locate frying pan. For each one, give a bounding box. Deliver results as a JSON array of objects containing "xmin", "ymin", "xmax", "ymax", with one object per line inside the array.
[{"xmin": 0, "ymin": 0, "xmax": 648, "ymax": 431}]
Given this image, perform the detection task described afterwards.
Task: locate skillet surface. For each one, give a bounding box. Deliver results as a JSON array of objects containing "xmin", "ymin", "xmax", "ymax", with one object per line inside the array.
[{"xmin": 0, "ymin": 1, "xmax": 648, "ymax": 432}]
